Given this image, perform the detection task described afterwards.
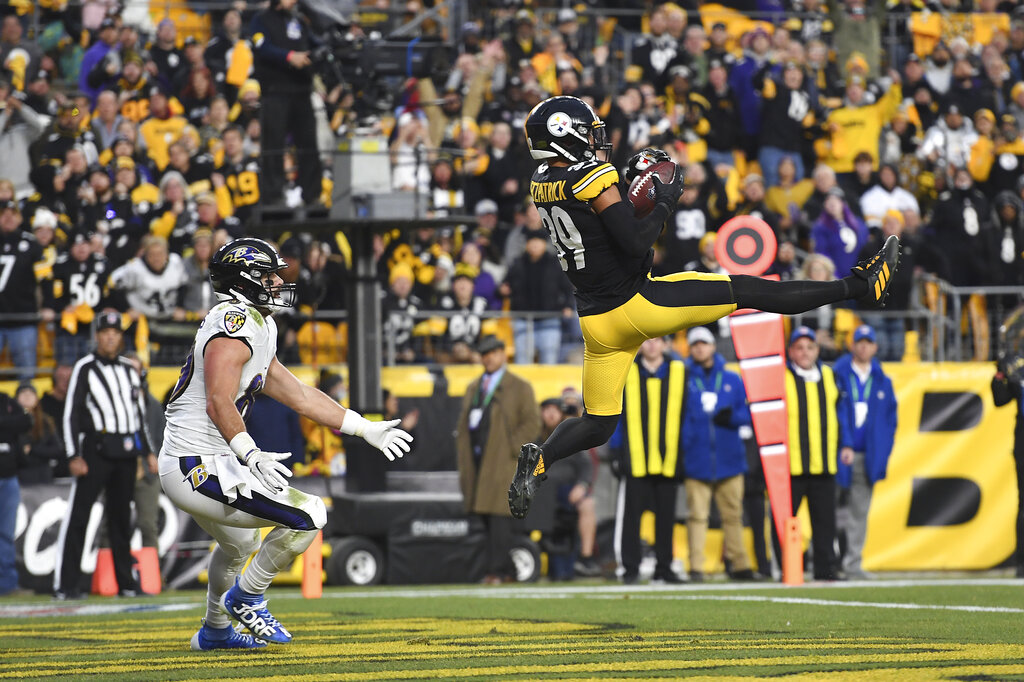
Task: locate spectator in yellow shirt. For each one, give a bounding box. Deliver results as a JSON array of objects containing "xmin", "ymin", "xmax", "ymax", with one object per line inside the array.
[
  {"xmin": 820, "ymin": 71, "xmax": 902, "ymax": 175},
  {"xmin": 137, "ymin": 85, "xmax": 188, "ymax": 172}
]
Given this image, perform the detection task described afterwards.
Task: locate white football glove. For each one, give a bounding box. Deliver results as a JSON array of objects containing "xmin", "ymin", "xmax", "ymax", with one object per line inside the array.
[
  {"xmin": 241, "ymin": 448, "xmax": 293, "ymax": 492},
  {"xmin": 341, "ymin": 410, "xmax": 414, "ymax": 462},
  {"xmin": 229, "ymin": 432, "xmax": 292, "ymax": 492}
]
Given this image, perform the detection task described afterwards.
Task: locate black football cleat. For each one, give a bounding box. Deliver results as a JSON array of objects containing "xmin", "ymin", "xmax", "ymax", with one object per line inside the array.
[
  {"xmin": 851, "ymin": 235, "xmax": 901, "ymax": 308},
  {"xmin": 508, "ymin": 443, "xmax": 547, "ymax": 520}
]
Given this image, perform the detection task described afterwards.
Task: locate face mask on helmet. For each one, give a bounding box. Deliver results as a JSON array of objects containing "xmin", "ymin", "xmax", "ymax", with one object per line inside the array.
[{"xmin": 240, "ymin": 268, "xmax": 297, "ymax": 311}]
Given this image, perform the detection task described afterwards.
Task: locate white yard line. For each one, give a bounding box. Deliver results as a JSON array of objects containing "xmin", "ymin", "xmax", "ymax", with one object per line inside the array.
[
  {"xmin": 324, "ymin": 577, "xmax": 1024, "ymax": 601},
  {"xmin": 0, "ymin": 602, "xmax": 198, "ymax": 618},
  {"xmin": 587, "ymin": 593, "xmax": 1024, "ymax": 614}
]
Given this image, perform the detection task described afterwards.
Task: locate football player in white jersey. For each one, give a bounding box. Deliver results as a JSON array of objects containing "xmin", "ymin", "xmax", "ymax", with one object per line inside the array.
[{"xmin": 160, "ymin": 237, "xmax": 412, "ymax": 650}]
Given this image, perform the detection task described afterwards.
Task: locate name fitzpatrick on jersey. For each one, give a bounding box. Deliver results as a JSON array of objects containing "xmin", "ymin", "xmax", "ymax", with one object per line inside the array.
[{"xmin": 530, "ymin": 180, "xmax": 567, "ymax": 203}]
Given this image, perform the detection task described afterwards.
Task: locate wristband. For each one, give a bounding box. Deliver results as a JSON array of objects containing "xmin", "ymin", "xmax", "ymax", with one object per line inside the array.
[
  {"xmin": 229, "ymin": 431, "xmax": 258, "ymax": 463},
  {"xmin": 340, "ymin": 409, "xmax": 369, "ymax": 437}
]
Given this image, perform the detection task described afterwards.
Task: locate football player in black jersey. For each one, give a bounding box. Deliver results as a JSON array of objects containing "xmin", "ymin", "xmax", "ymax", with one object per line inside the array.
[{"xmin": 508, "ymin": 95, "xmax": 901, "ymax": 519}]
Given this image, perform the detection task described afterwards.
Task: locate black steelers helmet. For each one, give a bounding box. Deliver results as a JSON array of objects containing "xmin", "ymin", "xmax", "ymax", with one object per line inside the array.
[
  {"xmin": 524, "ymin": 95, "xmax": 612, "ymax": 164},
  {"xmin": 209, "ymin": 237, "xmax": 296, "ymax": 313}
]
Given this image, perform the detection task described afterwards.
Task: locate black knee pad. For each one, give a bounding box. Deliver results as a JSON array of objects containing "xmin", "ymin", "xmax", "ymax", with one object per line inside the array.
[{"xmin": 583, "ymin": 412, "xmax": 620, "ymax": 442}]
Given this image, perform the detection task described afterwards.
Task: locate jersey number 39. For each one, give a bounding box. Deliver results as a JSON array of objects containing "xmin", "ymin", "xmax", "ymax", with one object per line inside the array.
[{"xmin": 538, "ymin": 206, "xmax": 585, "ymax": 271}]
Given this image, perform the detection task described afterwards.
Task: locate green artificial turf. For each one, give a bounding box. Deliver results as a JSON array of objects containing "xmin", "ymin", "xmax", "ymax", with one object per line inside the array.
[{"xmin": 2, "ymin": 579, "xmax": 1024, "ymax": 681}]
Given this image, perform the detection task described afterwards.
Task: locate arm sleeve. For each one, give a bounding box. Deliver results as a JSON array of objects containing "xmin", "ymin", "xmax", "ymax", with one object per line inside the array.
[
  {"xmin": 731, "ymin": 375, "xmax": 752, "ymax": 428},
  {"xmin": 596, "ymin": 200, "xmax": 671, "ymax": 259},
  {"xmin": 18, "ymin": 102, "xmax": 47, "ymax": 137},
  {"xmin": 63, "ymin": 360, "xmax": 90, "ymax": 458},
  {"xmin": 250, "ymin": 15, "xmax": 292, "ymax": 67},
  {"xmin": 835, "ymin": 372, "xmax": 854, "ymax": 449},
  {"xmin": 135, "ymin": 372, "xmax": 154, "ymax": 455}
]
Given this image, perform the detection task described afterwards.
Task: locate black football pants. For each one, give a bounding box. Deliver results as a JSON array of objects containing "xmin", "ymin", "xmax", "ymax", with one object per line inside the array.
[
  {"xmin": 790, "ymin": 474, "xmax": 838, "ymax": 580},
  {"xmin": 57, "ymin": 452, "xmax": 137, "ymax": 594},
  {"xmin": 259, "ymin": 90, "xmax": 322, "ymax": 205},
  {"xmin": 619, "ymin": 476, "xmax": 678, "ymax": 578}
]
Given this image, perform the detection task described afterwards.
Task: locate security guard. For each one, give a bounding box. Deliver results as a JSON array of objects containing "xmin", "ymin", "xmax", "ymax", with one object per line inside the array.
[
  {"xmin": 608, "ymin": 336, "xmax": 687, "ymax": 584},
  {"xmin": 785, "ymin": 326, "xmax": 841, "ymax": 581},
  {"xmin": 249, "ymin": 0, "xmax": 322, "ymax": 206}
]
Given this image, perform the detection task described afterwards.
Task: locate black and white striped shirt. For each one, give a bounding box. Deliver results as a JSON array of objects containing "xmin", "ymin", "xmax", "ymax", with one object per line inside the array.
[{"xmin": 64, "ymin": 353, "xmax": 152, "ymax": 459}]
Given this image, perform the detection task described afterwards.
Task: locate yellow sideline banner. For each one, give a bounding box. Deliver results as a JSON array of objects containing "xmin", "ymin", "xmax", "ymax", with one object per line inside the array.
[
  {"xmin": 864, "ymin": 363, "xmax": 1017, "ymax": 571},
  {"xmin": 8, "ymin": 361, "xmax": 1017, "ymax": 571}
]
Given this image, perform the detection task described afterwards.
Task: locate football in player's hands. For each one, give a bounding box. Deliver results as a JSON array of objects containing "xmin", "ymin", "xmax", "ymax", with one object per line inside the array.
[{"xmin": 627, "ymin": 161, "xmax": 678, "ymax": 218}]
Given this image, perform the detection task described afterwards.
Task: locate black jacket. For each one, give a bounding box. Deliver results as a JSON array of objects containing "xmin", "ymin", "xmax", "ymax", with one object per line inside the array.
[
  {"xmin": 992, "ymin": 373, "xmax": 1024, "ymax": 458},
  {"xmin": 505, "ymin": 251, "xmax": 574, "ymax": 313},
  {"xmin": 0, "ymin": 392, "xmax": 31, "ymax": 479},
  {"xmin": 250, "ymin": 7, "xmax": 319, "ymax": 91}
]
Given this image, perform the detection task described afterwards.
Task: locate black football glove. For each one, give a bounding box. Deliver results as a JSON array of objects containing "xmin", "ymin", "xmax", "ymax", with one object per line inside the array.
[
  {"xmin": 624, "ymin": 147, "xmax": 672, "ymax": 184},
  {"xmin": 651, "ymin": 165, "xmax": 685, "ymax": 212},
  {"xmin": 712, "ymin": 406, "xmax": 733, "ymax": 428}
]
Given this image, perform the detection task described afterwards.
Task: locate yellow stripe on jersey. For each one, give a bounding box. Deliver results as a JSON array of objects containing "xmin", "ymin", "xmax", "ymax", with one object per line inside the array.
[{"xmin": 571, "ymin": 163, "xmax": 619, "ymax": 201}]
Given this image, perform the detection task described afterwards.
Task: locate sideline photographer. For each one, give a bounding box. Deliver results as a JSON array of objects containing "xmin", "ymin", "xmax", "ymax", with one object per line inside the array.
[{"xmin": 250, "ymin": 0, "xmax": 322, "ymax": 206}]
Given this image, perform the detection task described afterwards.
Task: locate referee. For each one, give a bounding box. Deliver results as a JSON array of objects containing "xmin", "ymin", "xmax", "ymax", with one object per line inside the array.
[{"xmin": 54, "ymin": 312, "xmax": 153, "ymax": 599}]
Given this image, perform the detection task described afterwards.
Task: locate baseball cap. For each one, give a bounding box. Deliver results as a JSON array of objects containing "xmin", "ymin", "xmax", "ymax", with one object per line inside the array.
[
  {"xmin": 853, "ymin": 324, "xmax": 876, "ymax": 343},
  {"xmin": 524, "ymin": 228, "xmax": 548, "ymax": 242},
  {"xmin": 668, "ymin": 64, "xmax": 692, "ymax": 80},
  {"xmin": 114, "ymin": 156, "xmax": 136, "ymax": 171},
  {"xmin": 99, "ymin": 17, "xmax": 117, "ymax": 31},
  {"xmin": 31, "ymin": 207, "xmax": 58, "ymax": 230},
  {"xmin": 452, "ymin": 263, "xmax": 476, "ymax": 281},
  {"xmin": 826, "ymin": 186, "xmax": 846, "ymax": 199},
  {"xmin": 96, "ymin": 310, "xmax": 123, "ymax": 332},
  {"xmin": 687, "ymin": 326, "xmax": 716, "ymax": 346},
  {"xmin": 68, "ymin": 229, "xmax": 94, "ymax": 246},
  {"xmin": 789, "ymin": 325, "xmax": 817, "ymax": 345},
  {"xmin": 474, "ymin": 198, "xmax": 498, "ymax": 216},
  {"xmin": 476, "ymin": 335, "xmax": 505, "ymax": 355},
  {"xmin": 556, "ymin": 8, "xmax": 577, "ymax": 23}
]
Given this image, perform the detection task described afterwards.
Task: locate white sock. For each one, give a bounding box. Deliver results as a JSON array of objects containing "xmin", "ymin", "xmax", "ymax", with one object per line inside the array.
[
  {"xmin": 238, "ymin": 528, "xmax": 318, "ymax": 595},
  {"xmin": 206, "ymin": 545, "xmax": 246, "ymax": 629}
]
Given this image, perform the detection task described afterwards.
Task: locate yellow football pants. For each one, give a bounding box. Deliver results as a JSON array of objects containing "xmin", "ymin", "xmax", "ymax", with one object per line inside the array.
[{"xmin": 579, "ymin": 271, "xmax": 736, "ymax": 416}]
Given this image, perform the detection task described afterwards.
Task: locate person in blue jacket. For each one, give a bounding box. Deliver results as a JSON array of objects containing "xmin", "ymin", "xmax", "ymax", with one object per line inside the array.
[
  {"xmin": 834, "ymin": 324, "xmax": 897, "ymax": 579},
  {"xmin": 682, "ymin": 327, "xmax": 756, "ymax": 582}
]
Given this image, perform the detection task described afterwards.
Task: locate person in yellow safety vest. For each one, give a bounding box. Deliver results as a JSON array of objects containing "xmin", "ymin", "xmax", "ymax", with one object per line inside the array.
[
  {"xmin": 608, "ymin": 336, "xmax": 688, "ymax": 585},
  {"xmin": 785, "ymin": 325, "xmax": 842, "ymax": 581}
]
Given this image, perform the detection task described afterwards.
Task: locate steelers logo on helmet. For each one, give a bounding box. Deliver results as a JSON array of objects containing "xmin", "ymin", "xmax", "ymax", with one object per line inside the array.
[{"xmin": 546, "ymin": 112, "xmax": 572, "ymax": 137}]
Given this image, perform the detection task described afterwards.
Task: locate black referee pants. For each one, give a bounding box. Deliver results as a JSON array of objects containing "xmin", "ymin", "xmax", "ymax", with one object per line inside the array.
[
  {"xmin": 58, "ymin": 452, "xmax": 138, "ymax": 594},
  {"xmin": 259, "ymin": 89, "xmax": 322, "ymax": 205},
  {"xmin": 619, "ymin": 476, "xmax": 678, "ymax": 578},
  {"xmin": 790, "ymin": 474, "xmax": 838, "ymax": 580}
]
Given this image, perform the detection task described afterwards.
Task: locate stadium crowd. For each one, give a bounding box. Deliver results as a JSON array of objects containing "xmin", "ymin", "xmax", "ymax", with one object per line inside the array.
[{"xmin": 0, "ymin": 0, "xmax": 1021, "ymax": 376}]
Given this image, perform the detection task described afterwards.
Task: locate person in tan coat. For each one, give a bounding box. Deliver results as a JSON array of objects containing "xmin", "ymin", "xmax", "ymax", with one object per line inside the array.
[{"xmin": 456, "ymin": 335, "xmax": 539, "ymax": 583}]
